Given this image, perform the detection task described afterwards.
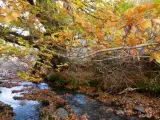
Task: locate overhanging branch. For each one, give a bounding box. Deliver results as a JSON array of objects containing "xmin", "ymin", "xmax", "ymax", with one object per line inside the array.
[{"xmin": 80, "ymin": 42, "xmax": 160, "ymax": 59}]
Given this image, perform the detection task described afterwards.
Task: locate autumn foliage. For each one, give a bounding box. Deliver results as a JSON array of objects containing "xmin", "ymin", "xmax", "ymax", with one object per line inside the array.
[{"xmin": 0, "ymin": 0, "xmax": 159, "ymax": 80}]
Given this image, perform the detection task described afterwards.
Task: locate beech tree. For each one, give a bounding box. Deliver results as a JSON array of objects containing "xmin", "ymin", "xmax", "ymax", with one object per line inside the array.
[{"xmin": 0, "ymin": 0, "xmax": 160, "ymax": 81}]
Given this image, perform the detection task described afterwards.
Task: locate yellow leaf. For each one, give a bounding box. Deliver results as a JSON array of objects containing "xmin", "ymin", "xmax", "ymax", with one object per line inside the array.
[
  {"xmin": 142, "ymin": 4, "xmax": 160, "ymax": 11},
  {"xmin": 0, "ymin": 7, "xmax": 10, "ymax": 14},
  {"xmin": 150, "ymin": 55, "xmax": 154, "ymax": 62},
  {"xmin": 137, "ymin": 20, "xmax": 152, "ymax": 32},
  {"xmin": 156, "ymin": 57, "xmax": 160, "ymax": 63},
  {"xmin": 4, "ymin": 11, "xmax": 20, "ymax": 24},
  {"xmin": 4, "ymin": 16, "xmax": 11, "ymax": 24},
  {"xmin": 134, "ymin": 4, "xmax": 160, "ymax": 14},
  {"xmin": 104, "ymin": 21, "xmax": 118, "ymax": 27},
  {"xmin": 10, "ymin": 2, "xmax": 17, "ymax": 8},
  {"xmin": 118, "ymin": 24, "xmax": 126, "ymax": 30},
  {"xmin": 121, "ymin": 4, "xmax": 160, "ymax": 27},
  {"xmin": 150, "ymin": 52, "xmax": 160, "ymax": 63},
  {"xmin": 66, "ymin": 32, "xmax": 73, "ymax": 39},
  {"xmin": 128, "ymin": 37, "xmax": 139, "ymax": 46},
  {"xmin": 95, "ymin": 28, "xmax": 104, "ymax": 41},
  {"xmin": 154, "ymin": 35, "xmax": 160, "ymax": 42},
  {"xmin": 51, "ymin": 32, "xmax": 59, "ymax": 39},
  {"xmin": 102, "ymin": 41, "xmax": 109, "ymax": 47},
  {"xmin": 58, "ymin": 36, "xmax": 64, "ymax": 41},
  {"xmin": 58, "ymin": 32, "xmax": 63, "ymax": 36},
  {"xmin": 63, "ymin": 63, "xmax": 68, "ymax": 67},
  {"xmin": 0, "ymin": 16, "xmax": 5, "ymax": 23},
  {"xmin": 11, "ymin": 11, "xmax": 20, "ymax": 20},
  {"xmin": 81, "ymin": 21, "xmax": 91, "ymax": 29}
]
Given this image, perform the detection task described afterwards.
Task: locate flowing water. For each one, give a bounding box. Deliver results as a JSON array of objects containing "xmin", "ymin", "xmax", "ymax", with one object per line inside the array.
[
  {"xmin": 53, "ymin": 88, "xmax": 127, "ymax": 120},
  {"xmin": 0, "ymin": 80, "xmax": 136, "ymax": 120},
  {"xmin": 0, "ymin": 80, "xmax": 49, "ymax": 120}
]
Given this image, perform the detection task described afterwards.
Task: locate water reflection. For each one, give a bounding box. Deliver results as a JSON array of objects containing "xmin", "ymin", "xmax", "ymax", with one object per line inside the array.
[
  {"xmin": 0, "ymin": 80, "xmax": 48, "ymax": 120},
  {"xmin": 37, "ymin": 82, "xmax": 49, "ymax": 89}
]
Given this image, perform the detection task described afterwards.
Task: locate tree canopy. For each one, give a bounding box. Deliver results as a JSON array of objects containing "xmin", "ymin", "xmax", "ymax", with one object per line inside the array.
[{"xmin": 0, "ymin": 0, "xmax": 160, "ymax": 80}]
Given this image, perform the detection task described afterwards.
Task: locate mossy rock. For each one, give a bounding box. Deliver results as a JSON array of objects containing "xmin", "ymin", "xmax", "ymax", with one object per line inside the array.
[{"xmin": 135, "ymin": 80, "xmax": 160, "ymax": 93}]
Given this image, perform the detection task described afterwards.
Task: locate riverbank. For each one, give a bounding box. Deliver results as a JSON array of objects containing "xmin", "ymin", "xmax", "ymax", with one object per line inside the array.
[
  {"xmin": 0, "ymin": 102, "xmax": 14, "ymax": 120},
  {"xmin": 0, "ymin": 79, "xmax": 159, "ymax": 120}
]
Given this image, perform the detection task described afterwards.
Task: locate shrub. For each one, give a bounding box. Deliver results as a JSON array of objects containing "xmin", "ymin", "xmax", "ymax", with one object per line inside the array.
[
  {"xmin": 45, "ymin": 72, "xmax": 67, "ymax": 86},
  {"xmin": 68, "ymin": 57, "xmax": 160, "ymax": 93}
]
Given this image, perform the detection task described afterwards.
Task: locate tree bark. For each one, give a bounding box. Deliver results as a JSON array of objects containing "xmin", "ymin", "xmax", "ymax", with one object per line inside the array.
[{"xmin": 27, "ymin": 0, "xmax": 35, "ymax": 5}]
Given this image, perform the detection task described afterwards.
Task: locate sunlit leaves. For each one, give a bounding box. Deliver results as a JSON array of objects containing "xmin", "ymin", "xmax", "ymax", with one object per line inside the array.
[
  {"xmin": 154, "ymin": 0, "xmax": 160, "ymax": 4},
  {"xmin": 0, "ymin": 0, "xmax": 160, "ymax": 82},
  {"xmin": 116, "ymin": 1, "xmax": 134, "ymax": 13},
  {"xmin": 121, "ymin": 4, "xmax": 160, "ymax": 27},
  {"xmin": 66, "ymin": 32, "xmax": 73, "ymax": 39},
  {"xmin": 137, "ymin": 19, "xmax": 152, "ymax": 32},
  {"xmin": 127, "ymin": 35, "xmax": 139, "ymax": 46},
  {"xmin": 0, "ymin": 1, "xmax": 24, "ymax": 24},
  {"xmin": 150, "ymin": 51, "xmax": 160, "ymax": 63},
  {"xmin": 56, "ymin": 62, "xmax": 69, "ymax": 72},
  {"xmin": 95, "ymin": 28, "xmax": 104, "ymax": 41},
  {"xmin": 154, "ymin": 35, "xmax": 160, "ymax": 42},
  {"xmin": 17, "ymin": 37, "xmax": 30, "ymax": 48}
]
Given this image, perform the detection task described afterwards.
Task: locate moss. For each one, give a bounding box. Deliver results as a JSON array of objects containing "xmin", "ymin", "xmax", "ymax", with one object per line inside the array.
[
  {"xmin": 135, "ymin": 80, "xmax": 160, "ymax": 94},
  {"xmin": 147, "ymin": 83, "xmax": 160, "ymax": 93},
  {"xmin": 46, "ymin": 73, "xmax": 67, "ymax": 86},
  {"xmin": 135, "ymin": 81, "xmax": 147, "ymax": 90},
  {"xmin": 81, "ymin": 80, "xmax": 90, "ymax": 86},
  {"xmin": 88, "ymin": 80, "xmax": 100, "ymax": 87}
]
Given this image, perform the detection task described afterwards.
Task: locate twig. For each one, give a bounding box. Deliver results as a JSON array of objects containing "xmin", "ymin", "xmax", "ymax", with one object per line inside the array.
[{"xmin": 118, "ymin": 87, "xmax": 140, "ymax": 95}]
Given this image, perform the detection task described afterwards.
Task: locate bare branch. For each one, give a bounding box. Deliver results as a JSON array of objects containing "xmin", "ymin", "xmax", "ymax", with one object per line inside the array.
[
  {"xmin": 92, "ymin": 55, "xmax": 150, "ymax": 62},
  {"xmin": 80, "ymin": 42, "xmax": 160, "ymax": 58}
]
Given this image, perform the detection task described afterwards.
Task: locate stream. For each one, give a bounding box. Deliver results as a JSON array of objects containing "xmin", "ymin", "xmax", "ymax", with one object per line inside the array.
[
  {"xmin": 0, "ymin": 80, "xmax": 135, "ymax": 120},
  {"xmin": 0, "ymin": 80, "xmax": 49, "ymax": 120}
]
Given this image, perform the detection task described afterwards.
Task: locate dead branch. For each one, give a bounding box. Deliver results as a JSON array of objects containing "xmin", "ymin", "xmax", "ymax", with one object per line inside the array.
[{"xmin": 80, "ymin": 42, "xmax": 160, "ymax": 58}]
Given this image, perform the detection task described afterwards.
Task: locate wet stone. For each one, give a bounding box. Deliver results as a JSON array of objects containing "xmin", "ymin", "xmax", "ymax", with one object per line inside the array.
[
  {"xmin": 66, "ymin": 94, "xmax": 127, "ymax": 120},
  {"xmin": 13, "ymin": 96, "xmax": 24, "ymax": 100},
  {"xmin": 51, "ymin": 108, "xmax": 69, "ymax": 119},
  {"xmin": 134, "ymin": 106, "xmax": 145, "ymax": 113}
]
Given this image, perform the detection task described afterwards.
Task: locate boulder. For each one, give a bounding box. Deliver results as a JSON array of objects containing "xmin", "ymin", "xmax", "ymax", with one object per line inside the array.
[
  {"xmin": 51, "ymin": 108, "xmax": 68, "ymax": 119},
  {"xmin": 0, "ymin": 57, "xmax": 28, "ymax": 79}
]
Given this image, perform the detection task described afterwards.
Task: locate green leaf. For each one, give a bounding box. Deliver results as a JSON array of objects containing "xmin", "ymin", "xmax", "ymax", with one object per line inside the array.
[{"xmin": 154, "ymin": 0, "xmax": 160, "ymax": 4}]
